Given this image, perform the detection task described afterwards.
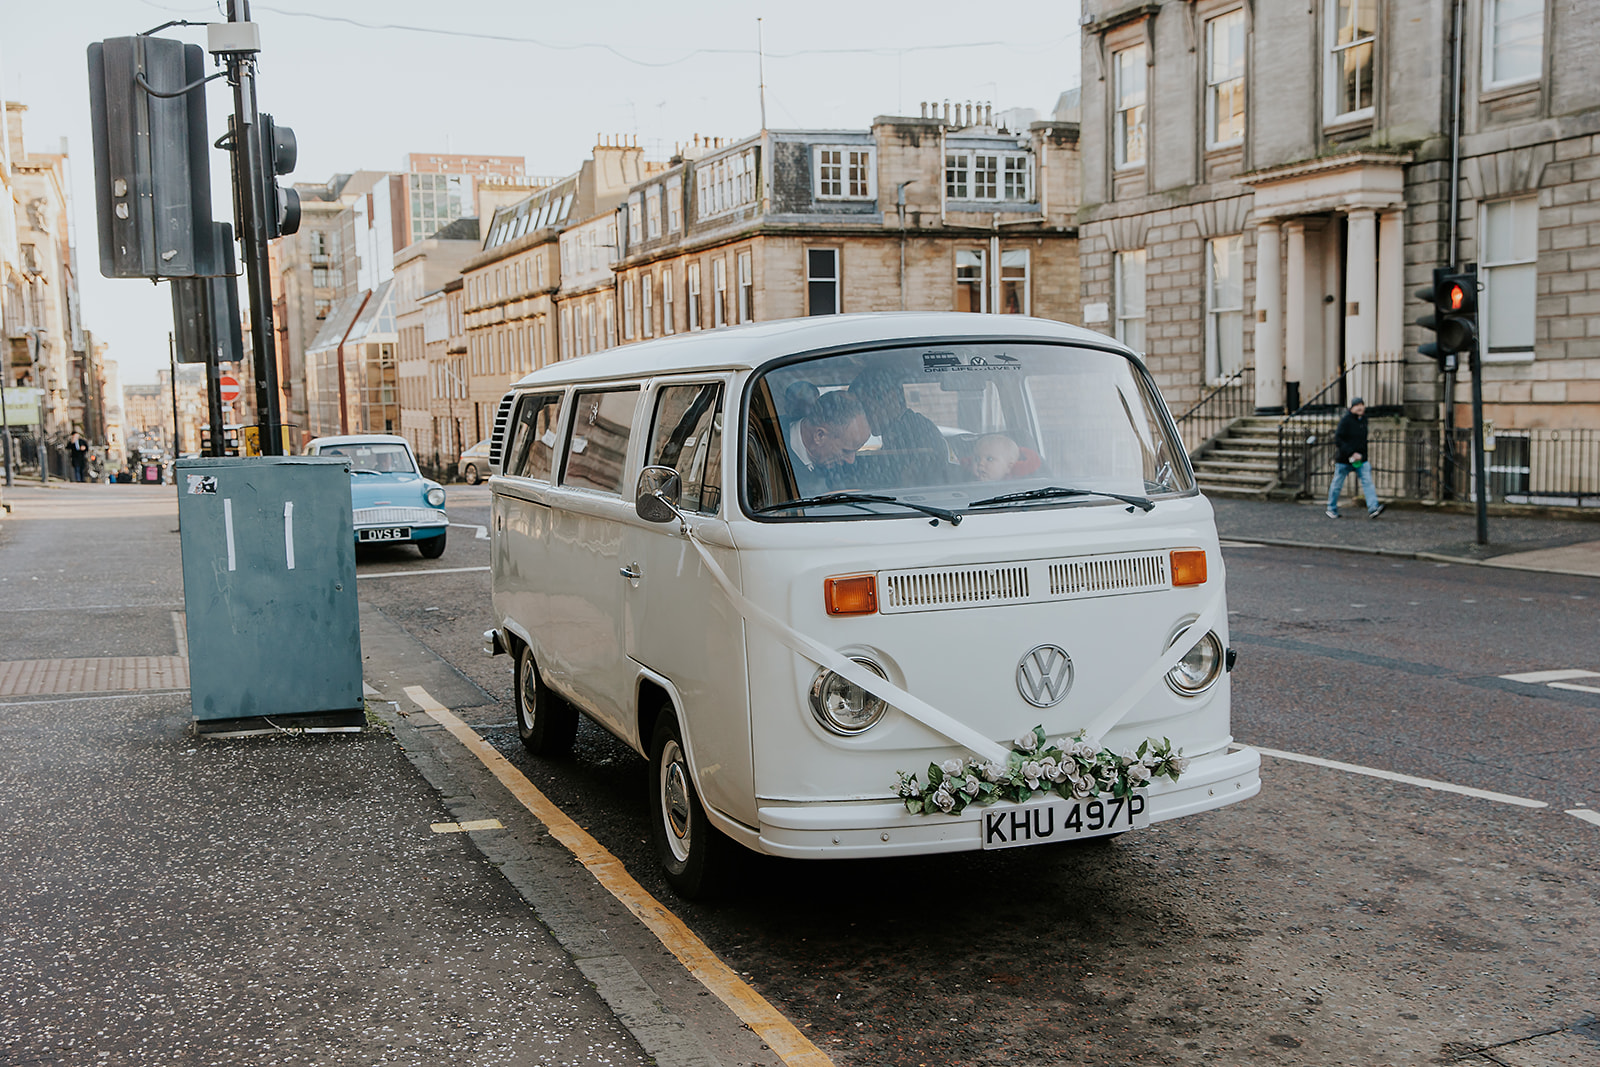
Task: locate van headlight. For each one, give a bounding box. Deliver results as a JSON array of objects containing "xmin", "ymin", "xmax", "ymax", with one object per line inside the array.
[
  {"xmin": 809, "ymin": 658, "xmax": 889, "ymax": 735},
  {"xmin": 1165, "ymin": 629, "xmax": 1224, "ymax": 695},
  {"xmin": 426, "ymin": 486, "xmax": 446, "ymax": 507}
]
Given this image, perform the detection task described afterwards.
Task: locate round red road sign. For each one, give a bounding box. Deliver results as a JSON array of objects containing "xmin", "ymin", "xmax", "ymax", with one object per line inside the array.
[{"xmin": 218, "ymin": 375, "xmax": 241, "ymax": 404}]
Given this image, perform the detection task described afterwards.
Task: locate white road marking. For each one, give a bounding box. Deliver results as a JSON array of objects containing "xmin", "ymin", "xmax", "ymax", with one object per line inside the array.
[
  {"xmin": 1219, "ymin": 540, "xmax": 1265, "ymax": 548},
  {"xmin": 1252, "ymin": 746, "xmax": 1548, "ymax": 809},
  {"xmin": 449, "ymin": 522, "xmax": 490, "ymax": 540},
  {"xmin": 1500, "ymin": 669, "xmax": 1600, "ymax": 684},
  {"xmin": 357, "ymin": 566, "xmax": 490, "ymax": 579},
  {"xmin": 430, "ymin": 818, "xmax": 503, "ymax": 833},
  {"xmin": 1566, "ymin": 809, "xmax": 1600, "ymax": 828},
  {"xmin": 362, "ymin": 682, "xmax": 380, "ymax": 697},
  {"xmin": 1548, "ymin": 681, "xmax": 1600, "ymax": 695}
]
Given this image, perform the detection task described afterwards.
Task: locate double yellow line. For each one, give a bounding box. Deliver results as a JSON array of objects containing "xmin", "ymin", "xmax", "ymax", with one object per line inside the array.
[{"xmin": 403, "ymin": 687, "xmax": 833, "ymax": 1067}]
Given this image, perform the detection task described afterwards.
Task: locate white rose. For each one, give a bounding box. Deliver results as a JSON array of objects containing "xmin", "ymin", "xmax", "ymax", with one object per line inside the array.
[
  {"xmin": 941, "ymin": 758, "xmax": 965, "ymax": 777},
  {"xmin": 1127, "ymin": 763, "xmax": 1152, "ymax": 785},
  {"xmin": 1071, "ymin": 741, "xmax": 1098, "ymax": 760},
  {"xmin": 1119, "ymin": 748, "xmax": 1140, "ymax": 765},
  {"xmin": 1014, "ymin": 732, "xmax": 1038, "ymax": 753},
  {"xmin": 934, "ymin": 788, "xmax": 956, "ymax": 812},
  {"xmin": 1173, "ymin": 755, "xmax": 1190, "ymax": 774},
  {"xmin": 1069, "ymin": 772, "xmax": 1095, "ymax": 798},
  {"xmin": 981, "ymin": 761, "xmax": 1006, "ymax": 782},
  {"xmin": 1021, "ymin": 760, "xmax": 1043, "ymax": 788},
  {"xmin": 898, "ymin": 777, "xmax": 920, "ymax": 797},
  {"xmin": 963, "ymin": 775, "xmax": 981, "ymax": 795}
]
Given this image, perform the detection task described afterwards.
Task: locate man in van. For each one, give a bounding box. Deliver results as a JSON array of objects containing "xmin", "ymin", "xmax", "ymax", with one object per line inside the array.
[
  {"xmin": 787, "ymin": 390, "xmax": 871, "ymax": 498},
  {"xmin": 850, "ymin": 370, "xmax": 950, "ymax": 485}
]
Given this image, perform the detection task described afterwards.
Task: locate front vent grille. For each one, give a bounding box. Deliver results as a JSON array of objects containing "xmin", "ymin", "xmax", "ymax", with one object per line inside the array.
[
  {"xmin": 1050, "ymin": 553, "xmax": 1168, "ymax": 596},
  {"xmin": 353, "ymin": 506, "xmax": 448, "ymax": 527},
  {"xmin": 882, "ymin": 565, "xmax": 1030, "ymax": 612},
  {"xmin": 879, "ymin": 551, "xmax": 1171, "ymax": 614}
]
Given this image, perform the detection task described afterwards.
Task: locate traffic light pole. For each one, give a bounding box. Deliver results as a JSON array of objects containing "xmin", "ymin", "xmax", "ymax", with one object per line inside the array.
[
  {"xmin": 1467, "ymin": 336, "xmax": 1489, "ymax": 546},
  {"xmin": 223, "ymin": 0, "xmax": 282, "ymax": 456}
]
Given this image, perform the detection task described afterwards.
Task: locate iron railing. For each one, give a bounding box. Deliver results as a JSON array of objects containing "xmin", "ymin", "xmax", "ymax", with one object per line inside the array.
[
  {"xmin": 1172, "ymin": 366, "xmax": 1254, "ymax": 456},
  {"xmin": 1276, "ymin": 360, "xmax": 1409, "ymax": 490},
  {"xmin": 1284, "ymin": 425, "xmax": 1600, "ymax": 507}
]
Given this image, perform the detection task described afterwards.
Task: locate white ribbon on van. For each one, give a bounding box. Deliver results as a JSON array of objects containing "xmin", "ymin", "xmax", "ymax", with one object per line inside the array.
[{"xmin": 679, "ymin": 525, "xmax": 1227, "ymax": 763}]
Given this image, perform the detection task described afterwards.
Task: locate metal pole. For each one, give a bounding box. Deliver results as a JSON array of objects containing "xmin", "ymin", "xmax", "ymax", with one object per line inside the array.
[
  {"xmin": 0, "ymin": 338, "xmax": 12, "ymax": 489},
  {"xmin": 169, "ymin": 332, "xmax": 182, "ymax": 459},
  {"xmin": 225, "ymin": 0, "xmax": 283, "ymax": 455},
  {"xmin": 205, "ymin": 327, "xmax": 226, "ymax": 457},
  {"xmin": 1440, "ymin": 0, "xmax": 1465, "ymax": 499},
  {"xmin": 1468, "ymin": 334, "xmax": 1489, "ymax": 545}
]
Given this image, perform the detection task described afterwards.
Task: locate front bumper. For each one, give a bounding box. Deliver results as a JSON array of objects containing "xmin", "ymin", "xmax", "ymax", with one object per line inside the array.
[
  {"xmin": 751, "ymin": 744, "xmax": 1261, "ymax": 859},
  {"xmin": 352, "ymin": 506, "xmax": 448, "ymax": 537}
]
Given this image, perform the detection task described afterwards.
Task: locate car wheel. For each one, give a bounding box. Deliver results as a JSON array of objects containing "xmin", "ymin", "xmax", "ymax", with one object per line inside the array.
[
  {"xmin": 648, "ymin": 713, "xmax": 730, "ymax": 899},
  {"xmin": 464, "ymin": 463, "xmax": 480, "ymax": 485},
  {"xmin": 418, "ymin": 531, "xmax": 447, "ymax": 559},
  {"xmin": 515, "ymin": 644, "xmax": 577, "ymax": 755}
]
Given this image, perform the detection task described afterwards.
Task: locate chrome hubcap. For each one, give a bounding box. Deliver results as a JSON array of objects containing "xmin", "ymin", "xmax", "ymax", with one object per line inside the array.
[
  {"xmin": 519, "ymin": 657, "xmax": 536, "ymax": 727},
  {"xmin": 660, "ymin": 740, "xmax": 692, "ymax": 863}
]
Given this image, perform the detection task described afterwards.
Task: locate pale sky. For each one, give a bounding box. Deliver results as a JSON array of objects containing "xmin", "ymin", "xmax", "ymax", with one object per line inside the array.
[{"xmin": 4, "ymin": 0, "xmax": 1081, "ymax": 386}]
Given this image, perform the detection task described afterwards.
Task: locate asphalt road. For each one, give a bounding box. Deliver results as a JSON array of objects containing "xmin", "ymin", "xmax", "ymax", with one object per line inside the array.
[
  {"xmin": 5, "ymin": 482, "xmax": 1597, "ymax": 1067},
  {"xmin": 357, "ymin": 486, "xmax": 1600, "ymax": 1067}
]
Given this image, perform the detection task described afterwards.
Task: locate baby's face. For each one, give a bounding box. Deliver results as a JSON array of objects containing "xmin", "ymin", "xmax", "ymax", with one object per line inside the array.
[{"xmin": 973, "ymin": 442, "xmax": 1016, "ymax": 481}]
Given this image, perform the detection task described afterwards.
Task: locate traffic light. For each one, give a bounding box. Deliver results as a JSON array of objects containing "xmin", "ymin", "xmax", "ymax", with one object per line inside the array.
[
  {"xmin": 1415, "ymin": 265, "xmax": 1479, "ymax": 370},
  {"xmin": 256, "ymin": 114, "xmax": 301, "ymax": 237},
  {"xmin": 87, "ymin": 37, "xmax": 215, "ymax": 278},
  {"xmin": 172, "ymin": 223, "xmax": 244, "ymax": 366}
]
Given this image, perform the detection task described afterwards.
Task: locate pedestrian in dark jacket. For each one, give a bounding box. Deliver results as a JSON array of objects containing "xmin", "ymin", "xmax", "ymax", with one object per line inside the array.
[{"xmin": 1327, "ymin": 398, "xmax": 1383, "ymax": 518}]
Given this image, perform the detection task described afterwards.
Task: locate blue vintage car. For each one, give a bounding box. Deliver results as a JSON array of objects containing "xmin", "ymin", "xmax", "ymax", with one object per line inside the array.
[{"xmin": 305, "ymin": 434, "xmax": 448, "ymax": 558}]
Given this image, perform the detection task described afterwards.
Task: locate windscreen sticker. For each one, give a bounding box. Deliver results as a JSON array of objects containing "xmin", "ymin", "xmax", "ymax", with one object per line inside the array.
[{"xmin": 921, "ymin": 351, "xmax": 1020, "ymax": 373}]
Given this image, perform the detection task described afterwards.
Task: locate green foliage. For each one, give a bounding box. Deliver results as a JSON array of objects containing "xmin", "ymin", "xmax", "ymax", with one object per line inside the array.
[{"xmin": 895, "ymin": 727, "xmax": 1188, "ymax": 816}]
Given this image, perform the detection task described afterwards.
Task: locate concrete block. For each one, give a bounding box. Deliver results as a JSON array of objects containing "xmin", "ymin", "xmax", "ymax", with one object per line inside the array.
[{"xmin": 1531, "ymin": 381, "xmax": 1568, "ymax": 402}]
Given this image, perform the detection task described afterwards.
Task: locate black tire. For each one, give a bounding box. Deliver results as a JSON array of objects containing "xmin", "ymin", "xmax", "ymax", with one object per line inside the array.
[
  {"xmin": 464, "ymin": 463, "xmax": 480, "ymax": 485},
  {"xmin": 648, "ymin": 713, "xmax": 730, "ymax": 899},
  {"xmin": 515, "ymin": 644, "xmax": 577, "ymax": 755},
  {"xmin": 418, "ymin": 530, "xmax": 447, "ymax": 559}
]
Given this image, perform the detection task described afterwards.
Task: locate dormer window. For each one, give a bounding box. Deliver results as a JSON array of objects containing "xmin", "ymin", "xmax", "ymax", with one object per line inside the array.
[{"xmin": 814, "ymin": 146, "xmax": 874, "ymax": 200}]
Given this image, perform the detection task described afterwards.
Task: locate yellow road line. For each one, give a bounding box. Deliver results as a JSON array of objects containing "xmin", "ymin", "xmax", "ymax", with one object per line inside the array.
[
  {"xmin": 402, "ymin": 685, "xmax": 834, "ymax": 1067},
  {"xmin": 431, "ymin": 818, "xmax": 504, "ymax": 833}
]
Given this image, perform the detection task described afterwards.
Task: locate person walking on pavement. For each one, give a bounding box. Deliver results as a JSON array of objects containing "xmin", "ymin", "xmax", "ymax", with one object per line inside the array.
[
  {"xmin": 1326, "ymin": 398, "xmax": 1384, "ymax": 519},
  {"xmin": 67, "ymin": 430, "xmax": 90, "ymax": 483}
]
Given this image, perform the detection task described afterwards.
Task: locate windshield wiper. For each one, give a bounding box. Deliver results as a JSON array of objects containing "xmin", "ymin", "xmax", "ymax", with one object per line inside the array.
[
  {"xmin": 756, "ymin": 492, "xmax": 962, "ymax": 526},
  {"xmin": 968, "ymin": 485, "xmax": 1155, "ymax": 513},
  {"xmin": 349, "ymin": 468, "xmax": 382, "ymax": 476}
]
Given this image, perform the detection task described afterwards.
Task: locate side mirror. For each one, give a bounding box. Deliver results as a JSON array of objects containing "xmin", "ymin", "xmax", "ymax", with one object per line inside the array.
[{"xmin": 635, "ymin": 465, "xmax": 684, "ymax": 524}]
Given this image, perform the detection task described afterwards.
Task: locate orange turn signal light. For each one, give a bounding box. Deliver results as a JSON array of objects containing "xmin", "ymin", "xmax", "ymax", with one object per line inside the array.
[
  {"xmin": 824, "ymin": 574, "xmax": 878, "ymax": 616},
  {"xmin": 1170, "ymin": 548, "xmax": 1208, "ymax": 587}
]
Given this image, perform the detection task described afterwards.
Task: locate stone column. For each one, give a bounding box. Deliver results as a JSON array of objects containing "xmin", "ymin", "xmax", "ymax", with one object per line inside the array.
[
  {"xmin": 1376, "ymin": 207, "xmax": 1405, "ymax": 407},
  {"xmin": 1345, "ymin": 208, "xmax": 1378, "ymax": 404},
  {"xmin": 1283, "ymin": 219, "xmax": 1308, "ymax": 412},
  {"xmin": 1253, "ymin": 220, "xmax": 1284, "ymax": 414}
]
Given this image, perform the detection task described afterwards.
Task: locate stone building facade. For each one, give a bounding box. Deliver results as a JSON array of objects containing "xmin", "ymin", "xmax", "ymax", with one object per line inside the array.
[
  {"xmin": 460, "ymin": 142, "xmax": 652, "ymax": 443},
  {"xmin": 393, "ymin": 219, "xmax": 479, "ymax": 464},
  {"xmin": 611, "ymin": 115, "xmax": 1081, "ymax": 342},
  {"xmin": 1077, "ymin": 0, "xmax": 1600, "ymax": 441}
]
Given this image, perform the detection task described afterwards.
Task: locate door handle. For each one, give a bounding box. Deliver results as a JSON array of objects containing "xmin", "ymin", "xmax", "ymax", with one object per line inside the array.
[{"xmin": 619, "ymin": 564, "xmax": 642, "ymax": 581}]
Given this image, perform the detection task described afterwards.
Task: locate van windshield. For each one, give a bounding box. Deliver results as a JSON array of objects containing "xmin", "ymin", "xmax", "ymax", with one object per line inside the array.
[{"xmin": 743, "ymin": 343, "xmax": 1192, "ymax": 519}]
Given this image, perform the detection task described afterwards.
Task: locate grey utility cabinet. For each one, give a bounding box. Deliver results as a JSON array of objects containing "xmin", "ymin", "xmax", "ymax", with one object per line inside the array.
[{"xmin": 176, "ymin": 456, "xmax": 363, "ymax": 731}]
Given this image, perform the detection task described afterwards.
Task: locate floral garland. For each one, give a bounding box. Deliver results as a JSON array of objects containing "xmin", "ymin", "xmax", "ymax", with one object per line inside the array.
[{"xmin": 895, "ymin": 726, "xmax": 1188, "ymax": 816}]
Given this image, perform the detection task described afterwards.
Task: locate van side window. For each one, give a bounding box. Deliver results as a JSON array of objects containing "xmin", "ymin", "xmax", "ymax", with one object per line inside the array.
[
  {"xmin": 504, "ymin": 393, "xmax": 563, "ymax": 481},
  {"xmin": 561, "ymin": 388, "xmax": 641, "ymax": 495},
  {"xmin": 647, "ymin": 383, "xmax": 724, "ymax": 515}
]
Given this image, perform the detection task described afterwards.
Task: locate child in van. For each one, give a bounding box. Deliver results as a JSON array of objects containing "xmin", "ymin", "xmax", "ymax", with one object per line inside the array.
[{"xmin": 972, "ymin": 433, "xmax": 1022, "ymax": 481}]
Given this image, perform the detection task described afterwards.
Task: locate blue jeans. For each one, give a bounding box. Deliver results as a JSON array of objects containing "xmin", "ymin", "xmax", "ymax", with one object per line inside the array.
[{"xmin": 1328, "ymin": 461, "xmax": 1378, "ymax": 514}]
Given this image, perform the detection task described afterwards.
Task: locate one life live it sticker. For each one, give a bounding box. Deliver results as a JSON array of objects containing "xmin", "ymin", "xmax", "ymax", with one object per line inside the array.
[{"xmin": 187, "ymin": 474, "xmax": 218, "ymax": 495}]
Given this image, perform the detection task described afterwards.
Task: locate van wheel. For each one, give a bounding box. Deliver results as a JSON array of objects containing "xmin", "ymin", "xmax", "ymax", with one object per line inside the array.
[
  {"xmin": 516, "ymin": 644, "xmax": 577, "ymax": 755},
  {"xmin": 464, "ymin": 463, "xmax": 480, "ymax": 484},
  {"xmin": 649, "ymin": 714, "xmax": 729, "ymax": 899},
  {"xmin": 418, "ymin": 531, "xmax": 447, "ymax": 559}
]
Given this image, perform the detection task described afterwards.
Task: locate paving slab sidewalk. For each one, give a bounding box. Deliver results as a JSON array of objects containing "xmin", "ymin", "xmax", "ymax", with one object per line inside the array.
[{"xmin": 1210, "ymin": 497, "xmax": 1600, "ymax": 578}]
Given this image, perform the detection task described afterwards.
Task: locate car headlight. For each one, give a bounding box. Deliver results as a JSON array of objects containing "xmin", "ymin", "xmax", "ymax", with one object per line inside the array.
[
  {"xmin": 1166, "ymin": 628, "xmax": 1224, "ymax": 695},
  {"xmin": 808, "ymin": 657, "xmax": 889, "ymax": 735},
  {"xmin": 426, "ymin": 487, "xmax": 446, "ymax": 507}
]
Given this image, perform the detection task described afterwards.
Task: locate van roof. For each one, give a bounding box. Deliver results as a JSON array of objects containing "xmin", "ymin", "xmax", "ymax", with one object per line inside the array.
[{"xmin": 508, "ymin": 313, "xmax": 1135, "ymax": 388}]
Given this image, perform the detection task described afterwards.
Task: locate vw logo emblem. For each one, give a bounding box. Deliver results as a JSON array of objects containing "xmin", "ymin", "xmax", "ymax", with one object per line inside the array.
[{"xmin": 1016, "ymin": 644, "xmax": 1073, "ymax": 708}]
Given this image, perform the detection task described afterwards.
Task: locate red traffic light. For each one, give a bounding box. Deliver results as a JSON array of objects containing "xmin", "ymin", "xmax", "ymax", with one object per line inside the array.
[{"xmin": 1448, "ymin": 283, "xmax": 1466, "ymax": 311}]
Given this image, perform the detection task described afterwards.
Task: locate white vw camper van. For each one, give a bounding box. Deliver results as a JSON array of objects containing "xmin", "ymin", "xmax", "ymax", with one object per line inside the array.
[{"xmin": 485, "ymin": 313, "xmax": 1260, "ymax": 896}]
